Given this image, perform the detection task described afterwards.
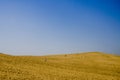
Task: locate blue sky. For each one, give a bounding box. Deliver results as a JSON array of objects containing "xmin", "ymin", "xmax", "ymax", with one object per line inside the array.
[{"xmin": 0, "ymin": 0, "xmax": 120, "ymax": 55}]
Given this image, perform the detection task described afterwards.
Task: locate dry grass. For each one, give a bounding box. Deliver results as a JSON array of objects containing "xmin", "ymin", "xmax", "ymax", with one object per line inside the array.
[{"xmin": 0, "ymin": 52, "xmax": 120, "ymax": 80}]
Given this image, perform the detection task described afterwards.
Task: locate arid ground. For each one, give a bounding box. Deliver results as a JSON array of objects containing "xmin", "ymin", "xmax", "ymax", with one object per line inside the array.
[{"xmin": 0, "ymin": 52, "xmax": 120, "ymax": 80}]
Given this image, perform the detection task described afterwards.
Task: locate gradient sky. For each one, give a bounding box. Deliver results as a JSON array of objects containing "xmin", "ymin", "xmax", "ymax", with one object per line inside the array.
[{"xmin": 0, "ymin": 0, "xmax": 120, "ymax": 55}]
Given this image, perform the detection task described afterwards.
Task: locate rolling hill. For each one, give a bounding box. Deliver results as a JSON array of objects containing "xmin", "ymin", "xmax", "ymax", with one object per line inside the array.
[{"xmin": 0, "ymin": 52, "xmax": 120, "ymax": 80}]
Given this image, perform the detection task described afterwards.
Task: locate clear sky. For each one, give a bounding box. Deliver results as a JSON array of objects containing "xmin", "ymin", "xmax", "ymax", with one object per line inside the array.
[{"xmin": 0, "ymin": 0, "xmax": 120, "ymax": 55}]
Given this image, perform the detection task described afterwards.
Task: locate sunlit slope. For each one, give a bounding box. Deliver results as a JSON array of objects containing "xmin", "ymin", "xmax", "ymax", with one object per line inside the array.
[{"xmin": 0, "ymin": 52, "xmax": 120, "ymax": 80}]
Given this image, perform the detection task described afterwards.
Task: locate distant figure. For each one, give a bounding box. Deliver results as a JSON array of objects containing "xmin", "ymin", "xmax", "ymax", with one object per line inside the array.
[{"xmin": 44, "ymin": 58, "xmax": 47, "ymax": 62}]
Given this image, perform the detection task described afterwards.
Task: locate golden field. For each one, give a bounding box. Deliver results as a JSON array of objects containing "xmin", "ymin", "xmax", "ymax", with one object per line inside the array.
[{"xmin": 0, "ymin": 52, "xmax": 120, "ymax": 80}]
